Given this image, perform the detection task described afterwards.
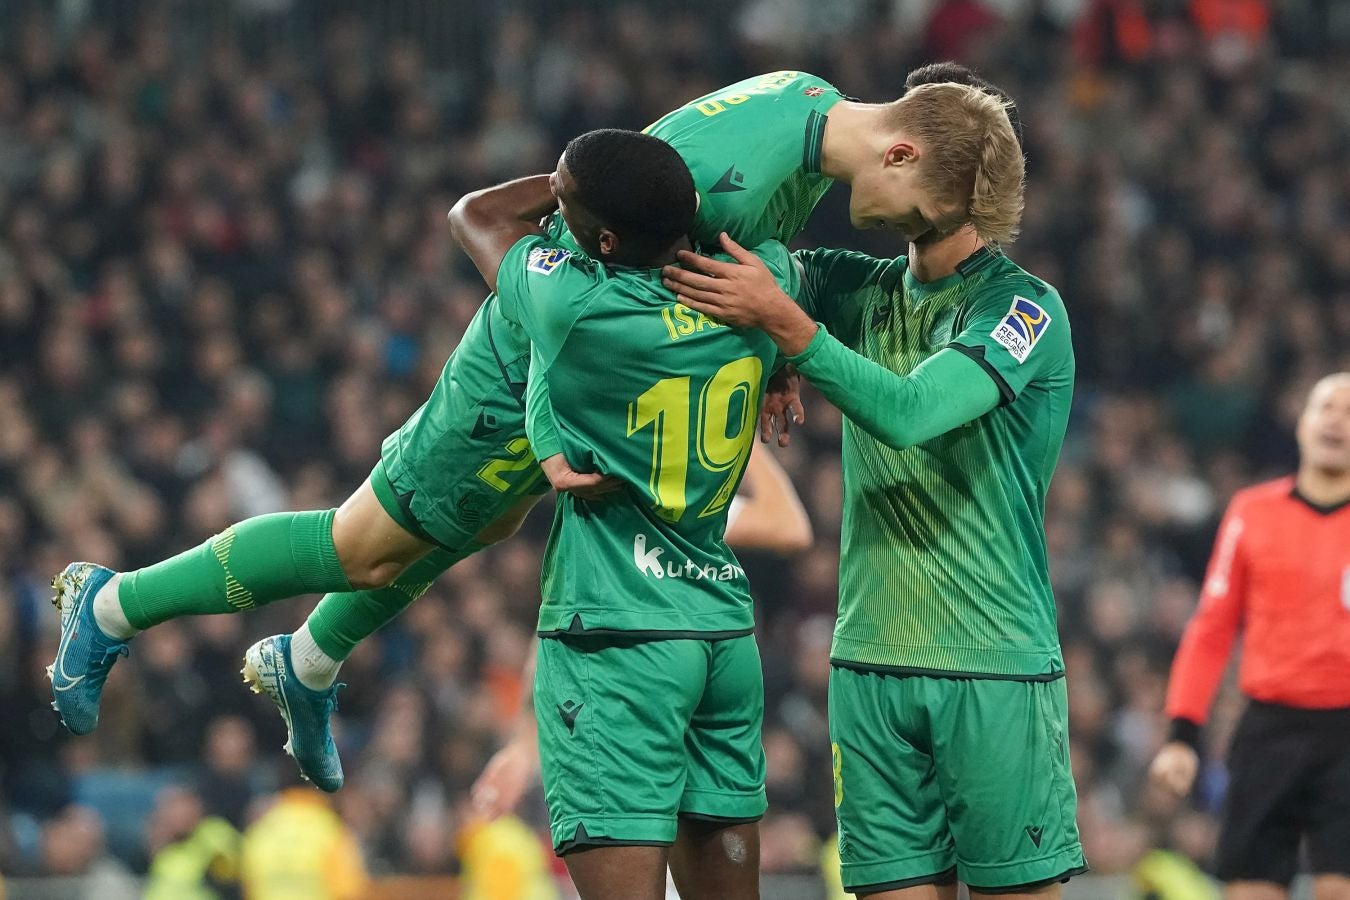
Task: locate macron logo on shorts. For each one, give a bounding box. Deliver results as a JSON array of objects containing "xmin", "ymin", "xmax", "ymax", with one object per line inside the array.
[
  {"xmin": 990, "ymin": 295, "xmax": 1050, "ymax": 364},
  {"xmin": 527, "ymin": 247, "xmax": 571, "ymax": 276}
]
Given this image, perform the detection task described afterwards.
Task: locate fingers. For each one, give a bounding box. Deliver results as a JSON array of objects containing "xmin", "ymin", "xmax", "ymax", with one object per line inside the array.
[
  {"xmin": 566, "ymin": 474, "xmax": 624, "ymax": 500},
  {"xmin": 1147, "ymin": 754, "xmax": 1195, "ymax": 799},
  {"xmin": 759, "ymin": 408, "xmax": 774, "ymax": 444},
  {"xmin": 673, "ymin": 249, "xmax": 738, "ymax": 278},
  {"xmin": 718, "ymin": 232, "xmax": 760, "ymax": 266},
  {"xmin": 593, "ymin": 475, "xmax": 624, "ymax": 494},
  {"xmin": 661, "ymin": 267, "xmax": 724, "ymax": 295},
  {"xmin": 668, "ymin": 289, "xmax": 728, "ymax": 316},
  {"xmin": 1156, "ymin": 768, "xmax": 1190, "ymax": 798}
]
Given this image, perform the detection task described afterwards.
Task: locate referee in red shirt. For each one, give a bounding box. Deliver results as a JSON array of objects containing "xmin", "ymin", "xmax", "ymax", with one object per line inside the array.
[{"xmin": 1151, "ymin": 373, "xmax": 1350, "ymax": 900}]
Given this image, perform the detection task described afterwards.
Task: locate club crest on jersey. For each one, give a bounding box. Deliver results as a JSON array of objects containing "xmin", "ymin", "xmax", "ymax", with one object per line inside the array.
[
  {"xmin": 527, "ymin": 247, "xmax": 571, "ymax": 276},
  {"xmin": 990, "ymin": 295, "xmax": 1050, "ymax": 364}
]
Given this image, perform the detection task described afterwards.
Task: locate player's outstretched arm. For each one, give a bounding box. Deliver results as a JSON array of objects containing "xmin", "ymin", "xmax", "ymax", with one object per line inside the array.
[
  {"xmin": 447, "ymin": 175, "xmax": 556, "ymax": 291},
  {"xmin": 785, "ymin": 329, "xmax": 999, "ymax": 450},
  {"xmin": 665, "ymin": 234, "xmax": 999, "ymax": 450},
  {"xmin": 663, "ymin": 234, "xmax": 819, "ymax": 354}
]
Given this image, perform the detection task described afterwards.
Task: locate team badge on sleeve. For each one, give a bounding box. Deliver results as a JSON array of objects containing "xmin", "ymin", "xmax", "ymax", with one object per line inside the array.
[
  {"xmin": 527, "ymin": 247, "xmax": 572, "ymax": 276},
  {"xmin": 990, "ymin": 295, "xmax": 1051, "ymax": 364}
]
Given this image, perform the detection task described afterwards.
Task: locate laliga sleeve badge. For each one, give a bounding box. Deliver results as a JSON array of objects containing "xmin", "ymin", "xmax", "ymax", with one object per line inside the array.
[
  {"xmin": 990, "ymin": 295, "xmax": 1051, "ymax": 364},
  {"xmin": 527, "ymin": 247, "xmax": 572, "ymax": 276}
]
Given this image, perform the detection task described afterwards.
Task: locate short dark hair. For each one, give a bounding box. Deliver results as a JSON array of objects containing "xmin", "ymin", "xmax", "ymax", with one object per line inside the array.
[
  {"xmin": 904, "ymin": 61, "xmax": 1025, "ymax": 150},
  {"xmin": 562, "ymin": 129, "xmax": 696, "ymax": 256}
]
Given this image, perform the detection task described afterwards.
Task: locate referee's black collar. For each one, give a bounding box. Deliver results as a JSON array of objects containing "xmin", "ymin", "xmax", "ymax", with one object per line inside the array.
[{"xmin": 1289, "ymin": 484, "xmax": 1350, "ymax": 516}]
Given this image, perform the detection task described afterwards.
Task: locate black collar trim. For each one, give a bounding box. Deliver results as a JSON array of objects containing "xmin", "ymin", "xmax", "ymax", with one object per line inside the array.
[{"xmin": 955, "ymin": 246, "xmax": 998, "ymax": 277}]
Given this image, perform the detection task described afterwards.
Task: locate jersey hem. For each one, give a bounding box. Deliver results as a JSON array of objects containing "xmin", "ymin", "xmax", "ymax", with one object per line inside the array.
[
  {"xmin": 831, "ymin": 659, "xmax": 1065, "ymax": 682},
  {"xmin": 539, "ymin": 625, "xmax": 754, "ymax": 642}
]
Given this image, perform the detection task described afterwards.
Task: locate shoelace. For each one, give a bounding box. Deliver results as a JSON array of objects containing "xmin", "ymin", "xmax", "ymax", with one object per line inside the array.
[{"xmin": 88, "ymin": 644, "xmax": 130, "ymax": 683}]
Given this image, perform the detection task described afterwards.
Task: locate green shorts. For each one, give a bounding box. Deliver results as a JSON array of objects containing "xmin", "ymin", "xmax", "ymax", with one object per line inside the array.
[
  {"xmin": 829, "ymin": 665, "xmax": 1086, "ymax": 892},
  {"xmin": 374, "ymin": 300, "xmax": 547, "ymax": 549},
  {"xmin": 534, "ymin": 633, "xmax": 766, "ymax": 853}
]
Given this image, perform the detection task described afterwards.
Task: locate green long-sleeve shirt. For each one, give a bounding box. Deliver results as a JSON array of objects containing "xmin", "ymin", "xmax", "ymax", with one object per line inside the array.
[{"xmin": 791, "ymin": 245, "xmax": 1075, "ymax": 678}]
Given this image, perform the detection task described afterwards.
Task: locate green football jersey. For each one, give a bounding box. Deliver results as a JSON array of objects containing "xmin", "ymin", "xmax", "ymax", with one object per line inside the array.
[
  {"xmin": 497, "ymin": 235, "xmax": 801, "ymax": 636},
  {"xmin": 794, "ymin": 246, "xmax": 1075, "ymax": 678},
  {"xmin": 644, "ymin": 70, "xmax": 844, "ymax": 247},
  {"xmin": 523, "ymin": 71, "xmax": 846, "ymax": 457}
]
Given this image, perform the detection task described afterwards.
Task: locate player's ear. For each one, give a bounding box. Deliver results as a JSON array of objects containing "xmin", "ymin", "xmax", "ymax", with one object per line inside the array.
[
  {"xmin": 884, "ymin": 141, "xmax": 919, "ymax": 169},
  {"xmin": 597, "ymin": 229, "xmax": 618, "ymax": 257}
]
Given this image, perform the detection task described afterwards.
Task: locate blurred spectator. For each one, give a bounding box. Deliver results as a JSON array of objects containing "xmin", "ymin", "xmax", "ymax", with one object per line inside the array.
[
  {"xmin": 143, "ymin": 786, "xmax": 240, "ymax": 900},
  {"xmin": 37, "ymin": 806, "xmax": 138, "ymax": 900},
  {"xmin": 239, "ymin": 788, "xmax": 368, "ymax": 900},
  {"xmin": 457, "ymin": 812, "xmax": 558, "ymax": 900}
]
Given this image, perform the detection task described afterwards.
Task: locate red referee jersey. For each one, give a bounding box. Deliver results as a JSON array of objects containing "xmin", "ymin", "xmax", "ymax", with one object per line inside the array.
[{"xmin": 1165, "ymin": 476, "xmax": 1350, "ymax": 724}]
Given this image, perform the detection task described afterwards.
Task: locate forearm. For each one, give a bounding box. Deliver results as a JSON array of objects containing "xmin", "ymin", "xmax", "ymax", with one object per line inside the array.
[
  {"xmin": 525, "ymin": 366, "xmax": 564, "ymax": 461},
  {"xmin": 790, "ymin": 328, "xmax": 999, "ymax": 449},
  {"xmin": 1163, "ymin": 616, "xmax": 1239, "ymax": 733},
  {"xmin": 514, "ymin": 642, "xmax": 540, "ymax": 740},
  {"xmin": 757, "ymin": 296, "xmax": 821, "ymax": 357},
  {"xmin": 447, "ymin": 175, "xmax": 556, "ymax": 291}
]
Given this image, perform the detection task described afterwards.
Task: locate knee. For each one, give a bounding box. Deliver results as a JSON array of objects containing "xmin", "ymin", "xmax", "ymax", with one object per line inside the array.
[
  {"xmin": 340, "ymin": 557, "xmax": 405, "ymax": 590},
  {"xmin": 472, "ymin": 497, "xmax": 539, "ymax": 546},
  {"xmin": 474, "ymin": 515, "xmax": 525, "ymax": 546}
]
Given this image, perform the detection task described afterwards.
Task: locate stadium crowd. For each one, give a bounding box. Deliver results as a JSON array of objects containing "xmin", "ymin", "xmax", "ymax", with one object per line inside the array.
[{"xmin": 1, "ymin": 0, "xmax": 1348, "ymax": 892}]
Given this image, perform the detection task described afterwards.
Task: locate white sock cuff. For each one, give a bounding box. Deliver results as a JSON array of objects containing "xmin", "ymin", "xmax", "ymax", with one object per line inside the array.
[
  {"xmin": 290, "ymin": 621, "xmax": 342, "ymax": 690},
  {"xmin": 92, "ymin": 575, "xmax": 138, "ymax": 640}
]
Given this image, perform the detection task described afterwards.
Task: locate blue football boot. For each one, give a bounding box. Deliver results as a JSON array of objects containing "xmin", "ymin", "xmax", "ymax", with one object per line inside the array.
[
  {"xmin": 48, "ymin": 562, "xmax": 128, "ymax": 735},
  {"xmin": 242, "ymin": 634, "xmax": 345, "ymax": 792}
]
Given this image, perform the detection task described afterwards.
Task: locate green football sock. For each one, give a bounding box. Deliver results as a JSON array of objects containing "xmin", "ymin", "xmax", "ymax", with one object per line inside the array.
[
  {"xmin": 303, "ymin": 543, "xmax": 480, "ymax": 660},
  {"xmin": 118, "ymin": 509, "xmax": 352, "ymax": 630}
]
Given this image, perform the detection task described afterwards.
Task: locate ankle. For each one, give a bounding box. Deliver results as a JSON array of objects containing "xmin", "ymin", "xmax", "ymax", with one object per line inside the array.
[
  {"xmin": 92, "ymin": 575, "xmax": 138, "ymax": 641},
  {"xmin": 289, "ymin": 623, "xmax": 342, "ymax": 691}
]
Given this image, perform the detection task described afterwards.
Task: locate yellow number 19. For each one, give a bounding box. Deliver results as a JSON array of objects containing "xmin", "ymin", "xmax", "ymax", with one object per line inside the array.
[{"xmin": 626, "ymin": 357, "xmax": 762, "ymax": 523}]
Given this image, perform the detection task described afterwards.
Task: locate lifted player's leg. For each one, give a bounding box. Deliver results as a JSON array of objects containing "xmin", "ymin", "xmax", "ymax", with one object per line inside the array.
[
  {"xmin": 286, "ymin": 489, "xmax": 541, "ymax": 681},
  {"xmin": 248, "ymin": 491, "xmax": 542, "ymax": 790},
  {"xmin": 240, "ymin": 477, "xmax": 436, "ymax": 790},
  {"xmin": 48, "ymin": 486, "xmax": 424, "ymax": 739}
]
